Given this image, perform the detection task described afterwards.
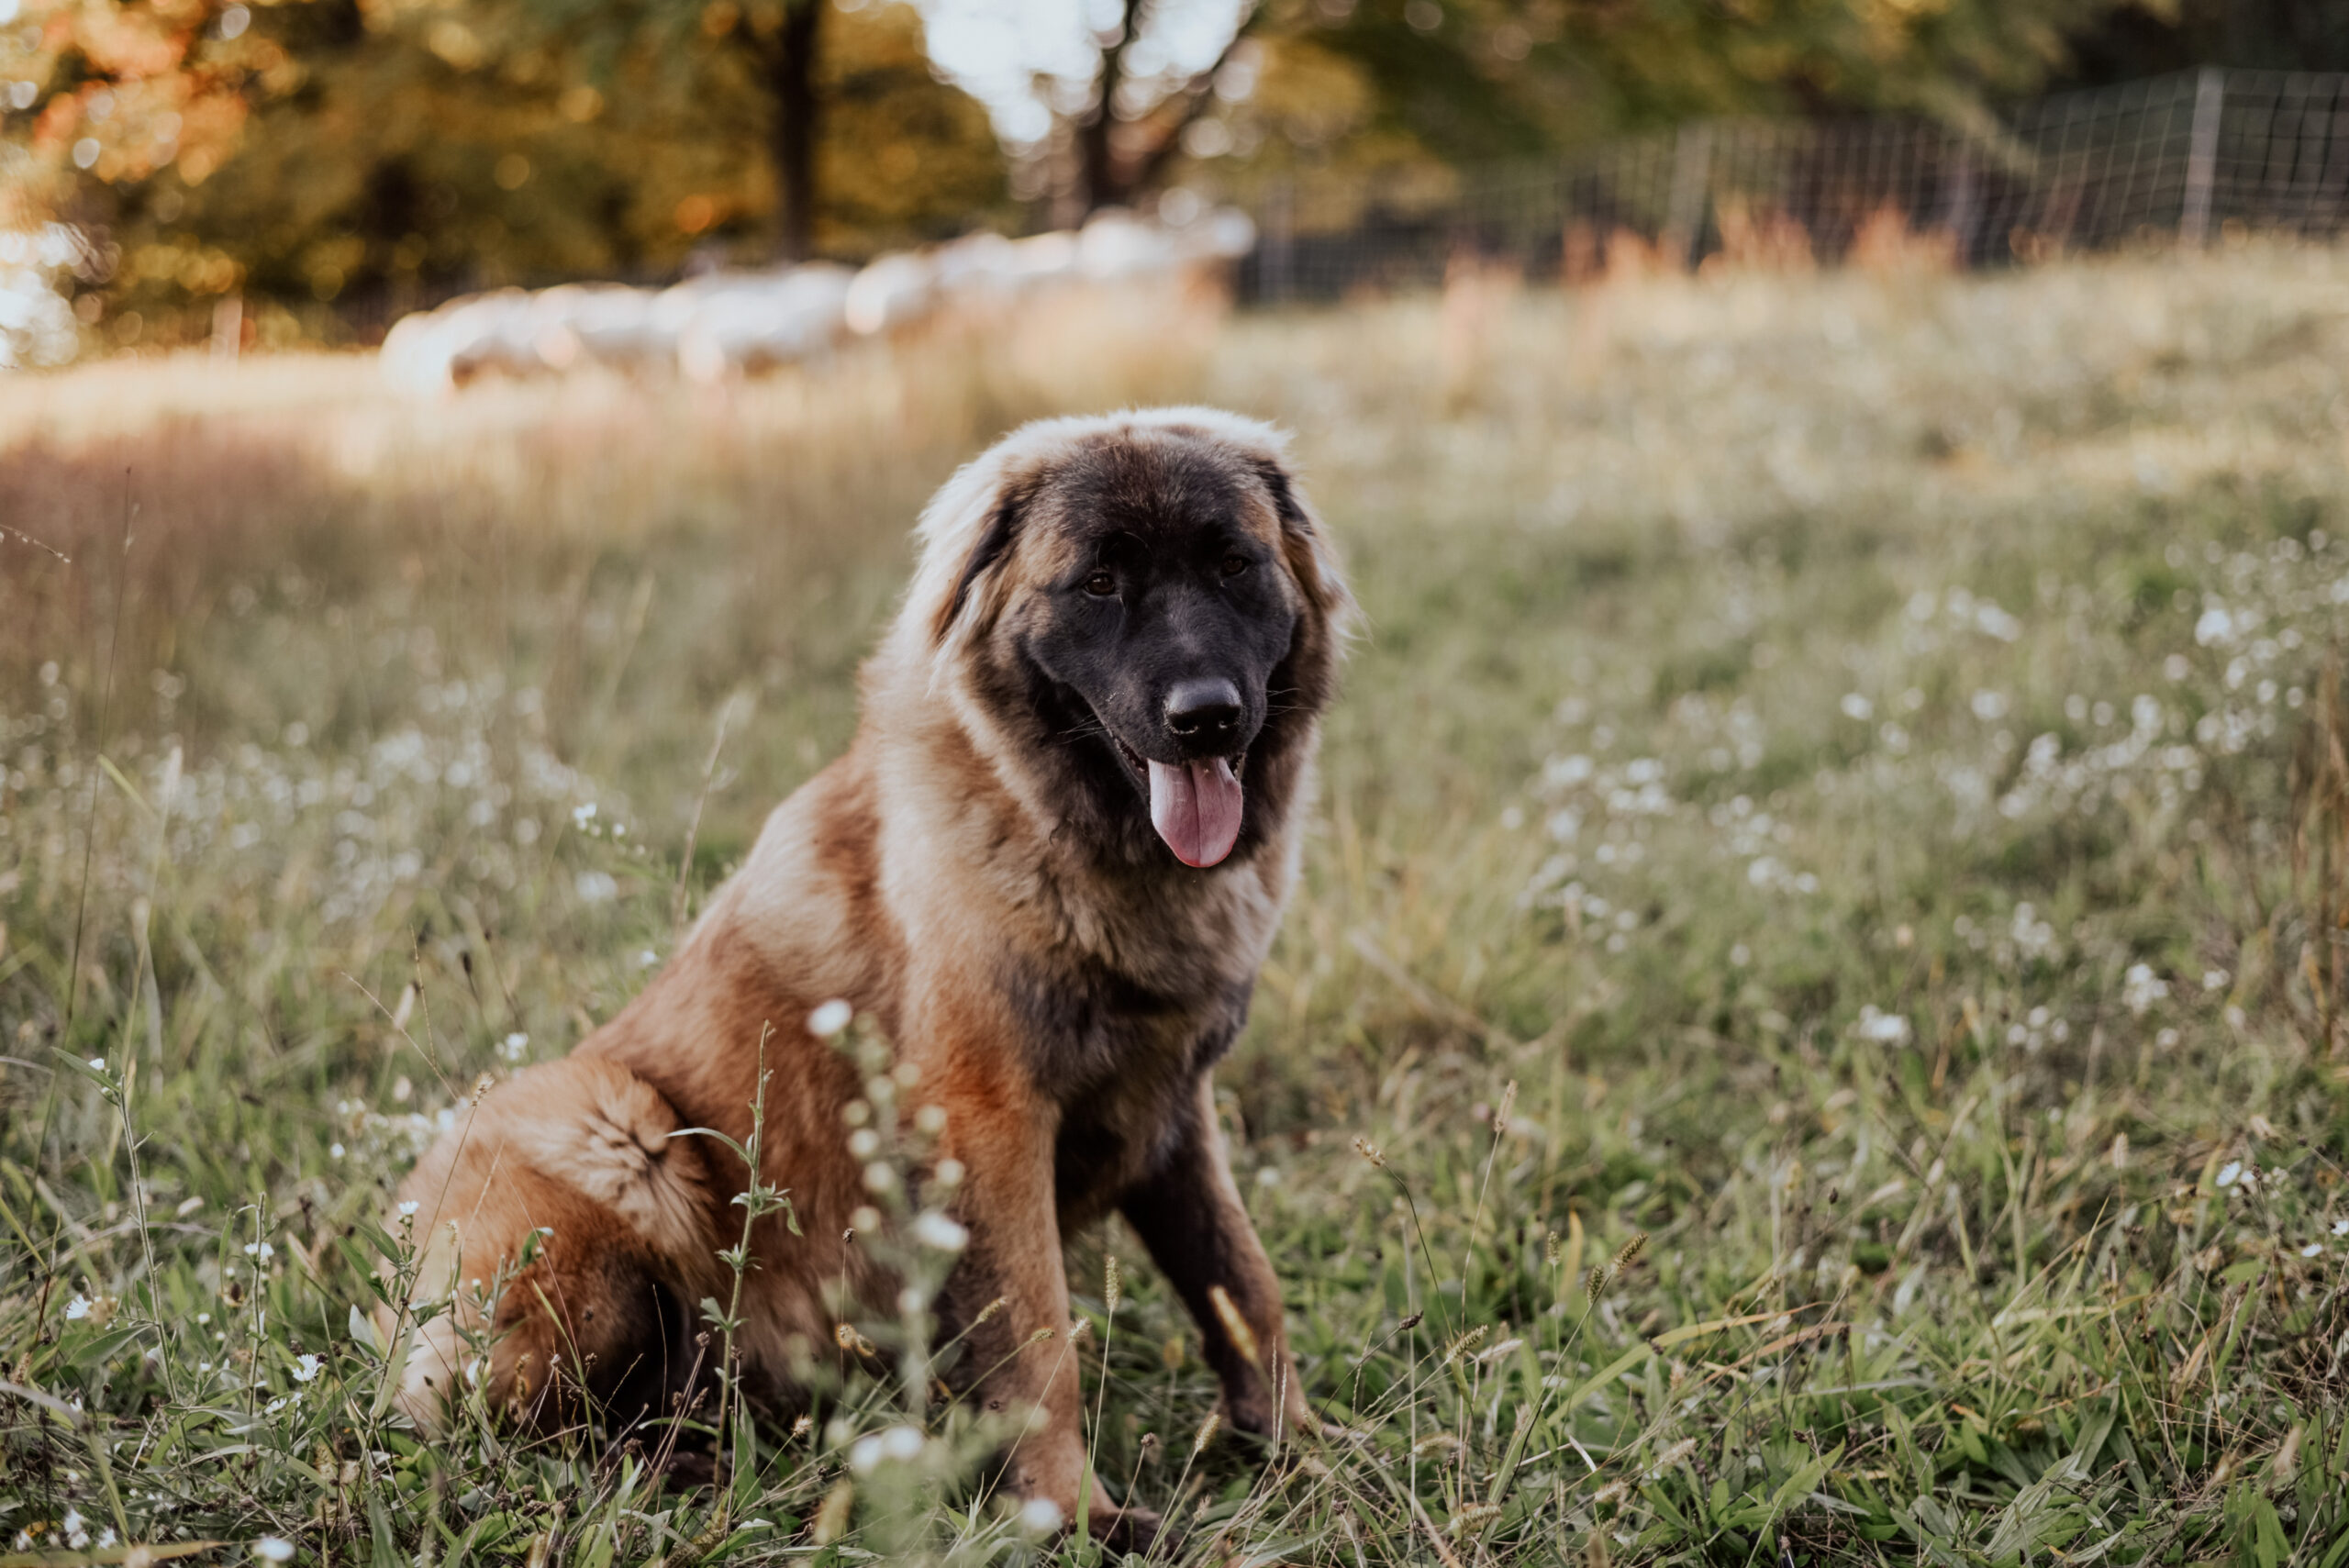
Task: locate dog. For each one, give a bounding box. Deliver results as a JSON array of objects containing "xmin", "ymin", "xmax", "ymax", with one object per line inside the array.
[{"xmin": 385, "ymin": 407, "xmax": 1352, "ymax": 1546}]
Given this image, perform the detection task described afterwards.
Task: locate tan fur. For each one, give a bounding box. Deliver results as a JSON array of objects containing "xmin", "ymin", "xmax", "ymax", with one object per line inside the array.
[
  {"xmin": 392, "ymin": 1056, "xmax": 726, "ymax": 1427},
  {"xmin": 384, "ymin": 408, "xmax": 1350, "ymax": 1541}
]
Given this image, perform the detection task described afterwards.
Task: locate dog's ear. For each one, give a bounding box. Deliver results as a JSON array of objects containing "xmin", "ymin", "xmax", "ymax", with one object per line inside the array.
[
  {"xmin": 901, "ymin": 450, "xmax": 1038, "ymax": 657},
  {"xmin": 1252, "ymin": 457, "xmax": 1355, "ymax": 634},
  {"xmin": 928, "ymin": 489, "xmax": 1024, "ymax": 648}
]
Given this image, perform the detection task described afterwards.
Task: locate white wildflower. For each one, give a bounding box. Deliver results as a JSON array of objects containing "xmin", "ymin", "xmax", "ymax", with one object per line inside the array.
[
  {"xmin": 1974, "ymin": 603, "xmax": 2022, "ymax": 640},
  {"xmin": 498, "ymin": 1031, "xmax": 529, "ymax": 1062},
  {"xmin": 254, "ymin": 1539, "xmax": 296, "ymax": 1562},
  {"xmin": 807, "ymin": 999, "xmax": 853, "ymax": 1038},
  {"xmin": 2121, "ymin": 964, "xmax": 2168, "ymax": 1018},
  {"xmin": 292, "ymin": 1352, "xmax": 323, "ymax": 1383},
  {"xmin": 910, "ymin": 1211, "xmax": 968, "ymax": 1252},
  {"xmin": 2011, "ymin": 904, "xmax": 2056, "ymax": 961},
  {"xmin": 1855, "ymin": 1006, "xmax": 1911, "ymax": 1045},
  {"xmin": 1545, "ymin": 754, "xmax": 1593, "ymax": 787},
  {"xmin": 64, "ymin": 1295, "xmax": 91, "ymax": 1321}
]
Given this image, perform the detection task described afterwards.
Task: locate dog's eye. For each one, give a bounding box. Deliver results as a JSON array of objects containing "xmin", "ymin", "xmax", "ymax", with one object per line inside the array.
[
  {"xmin": 1083, "ymin": 571, "xmax": 1117, "ymax": 597},
  {"xmin": 1220, "ymin": 553, "xmax": 1250, "ymax": 578}
]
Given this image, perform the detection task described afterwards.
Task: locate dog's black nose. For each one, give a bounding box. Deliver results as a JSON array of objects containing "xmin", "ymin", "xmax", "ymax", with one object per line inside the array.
[{"xmin": 1165, "ymin": 678, "xmax": 1243, "ymax": 741}]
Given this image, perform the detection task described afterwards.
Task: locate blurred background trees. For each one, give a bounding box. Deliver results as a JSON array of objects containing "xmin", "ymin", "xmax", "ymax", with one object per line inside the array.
[{"xmin": 3, "ymin": 0, "xmax": 2343, "ymax": 347}]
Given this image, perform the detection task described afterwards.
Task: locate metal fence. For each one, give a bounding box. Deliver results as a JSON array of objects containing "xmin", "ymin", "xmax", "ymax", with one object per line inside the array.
[{"xmin": 1238, "ymin": 68, "xmax": 2349, "ymax": 302}]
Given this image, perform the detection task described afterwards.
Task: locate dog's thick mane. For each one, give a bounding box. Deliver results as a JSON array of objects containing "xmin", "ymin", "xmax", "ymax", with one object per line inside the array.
[{"xmin": 869, "ymin": 408, "xmax": 1353, "ymax": 895}]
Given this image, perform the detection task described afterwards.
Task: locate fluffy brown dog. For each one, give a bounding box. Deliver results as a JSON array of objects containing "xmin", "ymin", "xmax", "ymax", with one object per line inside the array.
[{"xmin": 386, "ymin": 407, "xmax": 1351, "ymax": 1544}]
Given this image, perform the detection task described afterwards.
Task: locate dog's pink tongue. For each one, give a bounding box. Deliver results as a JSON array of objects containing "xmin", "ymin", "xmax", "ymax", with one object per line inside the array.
[{"xmin": 1147, "ymin": 757, "xmax": 1243, "ymax": 868}]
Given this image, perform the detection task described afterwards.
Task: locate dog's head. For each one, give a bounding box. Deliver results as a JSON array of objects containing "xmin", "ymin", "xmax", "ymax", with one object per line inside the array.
[{"xmin": 900, "ymin": 408, "xmax": 1351, "ymax": 870}]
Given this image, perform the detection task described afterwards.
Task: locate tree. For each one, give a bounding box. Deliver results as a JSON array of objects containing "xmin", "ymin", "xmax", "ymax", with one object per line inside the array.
[
  {"xmin": 1103, "ymin": 0, "xmax": 2158, "ymax": 217},
  {"xmin": 1071, "ymin": 0, "xmax": 1258, "ymax": 213},
  {"xmin": 0, "ymin": 0, "xmax": 287, "ymax": 355},
  {"xmin": 2057, "ymin": 0, "xmax": 2349, "ymax": 82},
  {"xmin": 1268, "ymin": 0, "xmax": 2145, "ymax": 158},
  {"xmin": 916, "ymin": 0, "xmax": 1262, "ymax": 217},
  {"xmin": 1, "ymin": 0, "xmax": 272, "ymax": 242},
  {"xmin": 40, "ymin": 0, "xmax": 1004, "ymax": 346},
  {"xmin": 471, "ymin": 0, "xmax": 839, "ymax": 261}
]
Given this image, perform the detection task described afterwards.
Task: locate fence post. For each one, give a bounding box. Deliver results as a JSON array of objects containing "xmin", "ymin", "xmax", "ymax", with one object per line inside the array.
[
  {"xmin": 1261, "ymin": 177, "xmax": 1294, "ymax": 305},
  {"xmin": 2179, "ymin": 66, "xmax": 2224, "ymax": 246},
  {"xmin": 210, "ymin": 295, "xmax": 243, "ymax": 361},
  {"xmin": 1665, "ymin": 123, "xmax": 1712, "ymax": 268}
]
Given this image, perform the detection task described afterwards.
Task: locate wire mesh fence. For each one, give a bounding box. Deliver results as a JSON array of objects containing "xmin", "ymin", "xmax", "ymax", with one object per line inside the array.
[{"xmin": 1236, "ymin": 68, "xmax": 2349, "ymax": 303}]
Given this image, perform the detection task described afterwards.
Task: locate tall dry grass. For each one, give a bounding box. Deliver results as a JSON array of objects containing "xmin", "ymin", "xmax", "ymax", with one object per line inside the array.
[{"xmin": 6, "ymin": 242, "xmax": 2349, "ymax": 1565}]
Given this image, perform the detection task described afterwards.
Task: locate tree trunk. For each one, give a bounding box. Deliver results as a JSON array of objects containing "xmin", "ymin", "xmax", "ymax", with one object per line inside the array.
[
  {"xmin": 1075, "ymin": 0, "xmax": 1143, "ymax": 215},
  {"xmin": 769, "ymin": 0, "xmax": 823, "ymax": 261}
]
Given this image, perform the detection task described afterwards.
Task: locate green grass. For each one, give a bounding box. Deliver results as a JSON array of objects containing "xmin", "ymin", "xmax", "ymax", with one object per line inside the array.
[{"xmin": 6, "ymin": 247, "xmax": 2349, "ymax": 1566}]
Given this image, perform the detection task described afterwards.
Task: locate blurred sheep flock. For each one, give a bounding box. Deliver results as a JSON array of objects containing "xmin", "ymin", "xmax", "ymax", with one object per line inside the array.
[{"xmin": 378, "ymin": 206, "xmax": 1252, "ymax": 392}]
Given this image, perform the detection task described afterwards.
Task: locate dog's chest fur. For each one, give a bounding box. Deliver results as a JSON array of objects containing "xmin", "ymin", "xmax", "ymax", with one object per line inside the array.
[
  {"xmin": 1012, "ymin": 856, "xmax": 1303, "ymax": 1220},
  {"xmin": 874, "ymin": 694, "xmax": 1294, "ymax": 1207},
  {"xmin": 1004, "ymin": 906, "xmax": 1262, "ymax": 1218}
]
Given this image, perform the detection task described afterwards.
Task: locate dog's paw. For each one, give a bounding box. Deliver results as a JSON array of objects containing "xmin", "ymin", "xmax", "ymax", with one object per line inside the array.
[
  {"xmin": 1084, "ymin": 1502, "xmax": 1163, "ymax": 1557},
  {"xmin": 645, "ymin": 1445, "xmax": 719, "ymax": 1493},
  {"xmin": 1216, "ymin": 1395, "xmax": 1336, "ymax": 1452}
]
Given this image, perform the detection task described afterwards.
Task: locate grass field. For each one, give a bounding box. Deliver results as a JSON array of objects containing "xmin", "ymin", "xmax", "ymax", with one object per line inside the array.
[{"xmin": 5, "ymin": 246, "xmax": 2349, "ymax": 1566}]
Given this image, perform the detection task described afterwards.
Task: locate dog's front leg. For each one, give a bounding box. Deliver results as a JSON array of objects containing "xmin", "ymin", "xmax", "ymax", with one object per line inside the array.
[
  {"xmin": 930, "ymin": 1062, "xmax": 1156, "ymax": 1550},
  {"xmin": 1119, "ymin": 1073, "xmax": 1316, "ymax": 1441}
]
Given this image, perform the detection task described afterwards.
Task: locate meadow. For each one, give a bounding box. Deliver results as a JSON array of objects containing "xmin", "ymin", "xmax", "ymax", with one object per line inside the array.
[{"xmin": 3, "ymin": 242, "xmax": 2348, "ymax": 1566}]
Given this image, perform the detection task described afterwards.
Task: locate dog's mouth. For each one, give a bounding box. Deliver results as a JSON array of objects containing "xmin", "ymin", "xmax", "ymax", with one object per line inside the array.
[{"xmin": 1107, "ymin": 733, "xmax": 1246, "ymax": 869}]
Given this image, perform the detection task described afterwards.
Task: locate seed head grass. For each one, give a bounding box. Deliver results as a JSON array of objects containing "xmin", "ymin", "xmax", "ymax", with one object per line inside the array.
[{"xmin": 6, "ymin": 245, "xmax": 2349, "ymax": 1562}]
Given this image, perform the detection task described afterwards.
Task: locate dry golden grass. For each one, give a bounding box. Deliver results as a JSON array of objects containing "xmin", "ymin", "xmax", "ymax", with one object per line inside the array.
[{"xmin": 6, "ymin": 242, "xmax": 2349, "ymax": 1565}]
